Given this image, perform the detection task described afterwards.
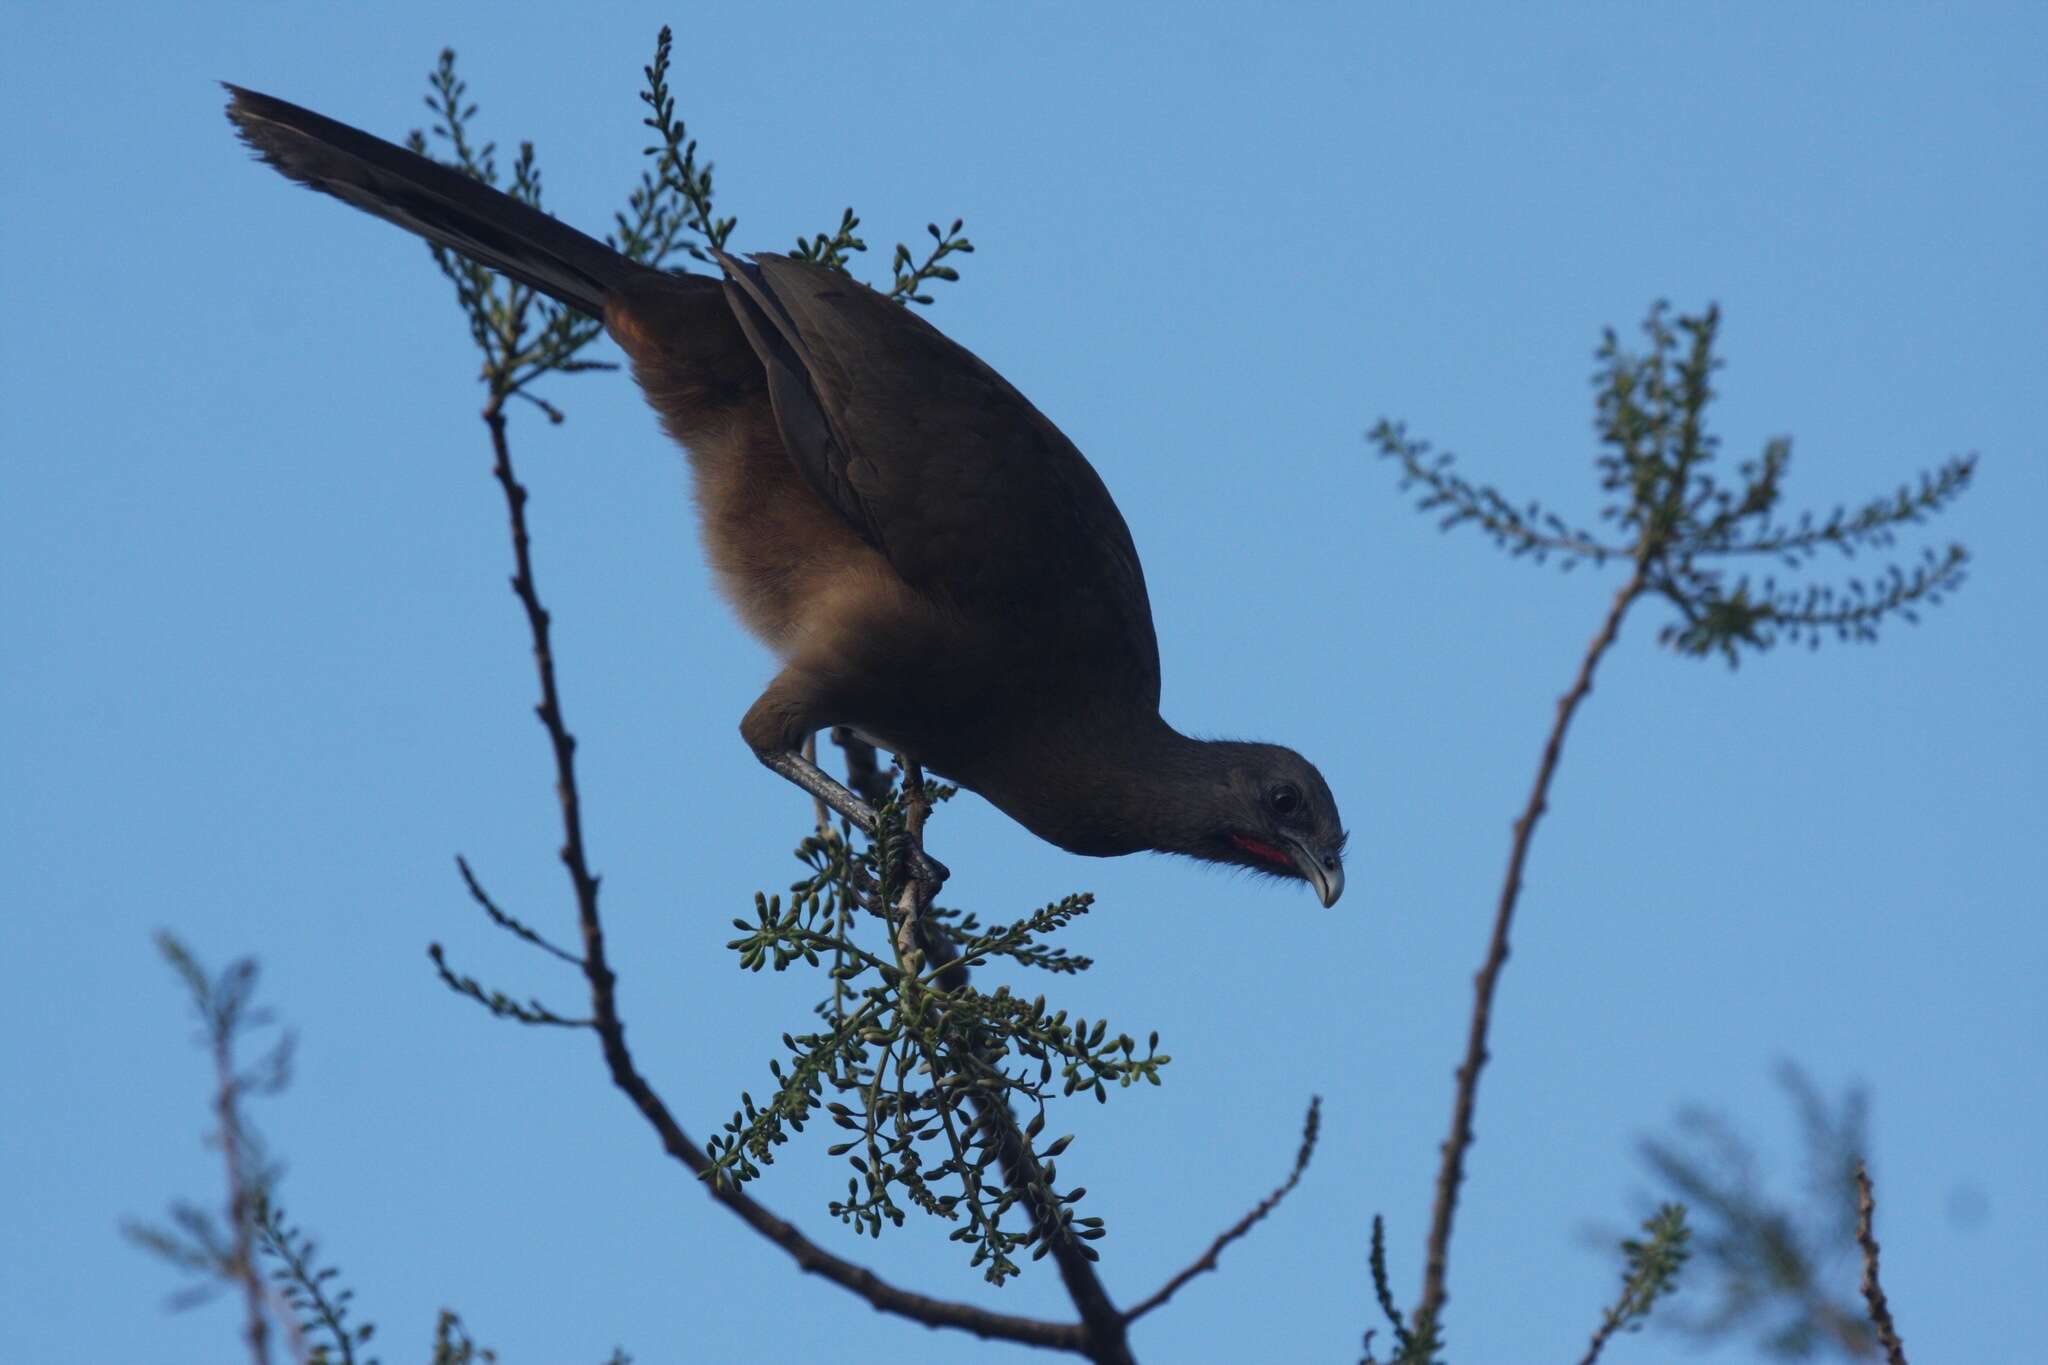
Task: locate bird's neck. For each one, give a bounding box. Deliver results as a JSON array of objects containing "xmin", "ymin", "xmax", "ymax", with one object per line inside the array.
[{"xmin": 976, "ymin": 714, "xmax": 1223, "ymax": 859}]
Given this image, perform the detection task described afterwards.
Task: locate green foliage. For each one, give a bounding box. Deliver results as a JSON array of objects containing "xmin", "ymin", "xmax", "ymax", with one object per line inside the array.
[
  {"xmin": 792, "ymin": 206, "xmax": 869, "ymax": 272},
  {"xmin": 256, "ymin": 1202, "xmax": 380, "ymax": 1365},
  {"xmin": 404, "ymin": 51, "xmax": 614, "ymax": 411},
  {"xmin": 1639, "ymin": 1066, "xmax": 1877, "ymax": 1358},
  {"xmin": 622, "ymin": 26, "xmax": 736, "ymax": 265},
  {"xmin": 1373, "ymin": 302, "xmax": 1973, "ymax": 663},
  {"xmin": 1581, "ymin": 1205, "xmax": 1692, "ymax": 1364},
  {"xmin": 791, "ymin": 207, "xmax": 975, "ymax": 308},
  {"xmin": 704, "ymin": 795, "xmax": 1167, "ymax": 1285},
  {"xmin": 889, "ymin": 218, "xmax": 975, "ymax": 305}
]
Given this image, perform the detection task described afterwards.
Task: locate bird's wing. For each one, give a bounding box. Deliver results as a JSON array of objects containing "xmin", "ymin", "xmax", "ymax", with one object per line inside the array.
[{"xmin": 717, "ymin": 251, "xmax": 1161, "ymax": 699}]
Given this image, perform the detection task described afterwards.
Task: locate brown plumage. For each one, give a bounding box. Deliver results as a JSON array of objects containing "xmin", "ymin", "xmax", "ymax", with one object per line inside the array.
[{"xmin": 224, "ymin": 85, "xmax": 1347, "ymax": 906}]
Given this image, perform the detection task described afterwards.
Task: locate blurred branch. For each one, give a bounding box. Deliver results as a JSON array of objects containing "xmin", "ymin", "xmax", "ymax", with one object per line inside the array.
[
  {"xmin": 1638, "ymin": 1066, "xmax": 1877, "ymax": 1358},
  {"xmin": 122, "ymin": 935, "xmax": 294, "ymax": 1365}
]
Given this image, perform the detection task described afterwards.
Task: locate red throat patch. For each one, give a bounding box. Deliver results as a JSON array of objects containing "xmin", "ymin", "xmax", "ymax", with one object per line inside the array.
[{"xmin": 1229, "ymin": 834, "xmax": 1295, "ymax": 870}]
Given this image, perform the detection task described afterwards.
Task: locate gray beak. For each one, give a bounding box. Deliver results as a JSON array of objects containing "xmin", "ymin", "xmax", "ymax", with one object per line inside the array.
[{"xmin": 1289, "ymin": 839, "xmax": 1345, "ymax": 908}]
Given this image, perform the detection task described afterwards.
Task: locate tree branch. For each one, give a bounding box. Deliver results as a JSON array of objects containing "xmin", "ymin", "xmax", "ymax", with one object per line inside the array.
[
  {"xmin": 1124, "ymin": 1097, "xmax": 1320, "ymax": 1323},
  {"xmin": 1855, "ymin": 1162, "xmax": 1909, "ymax": 1365},
  {"xmin": 1413, "ymin": 561, "xmax": 1648, "ymax": 1340},
  {"xmin": 476, "ymin": 397, "xmax": 1089, "ymax": 1355},
  {"xmin": 213, "ymin": 1012, "xmax": 271, "ymax": 1365}
]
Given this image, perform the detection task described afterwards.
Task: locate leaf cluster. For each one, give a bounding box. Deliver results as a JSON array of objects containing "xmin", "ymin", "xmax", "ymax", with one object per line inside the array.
[
  {"xmin": 1582, "ymin": 1204, "xmax": 1692, "ymax": 1364},
  {"xmin": 705, "ymin": 803, "xmax": 1166, "ymax": 1285},
  {"xmin": 404, "ymin": 50, "xmax": 614, "ymax": 412},
  {"xmin": 1373, "ymin": 302, "xmax": 1973, "ymax": 663},
  {"xmin": 621, "ymin": 26, "xmax": 736, "ymax": 266}
]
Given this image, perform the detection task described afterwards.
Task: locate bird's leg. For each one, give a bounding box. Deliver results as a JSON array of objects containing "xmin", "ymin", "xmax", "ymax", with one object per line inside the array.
[
  {"xmin": 755, "ymin": 744, "xmax": 879, "ymax": 829},
  {"xmin": 899, "ymin": 757, "xmax": 948, "ymax": 900},
  {"xmin": 743, "ymin": 673, "xmax": 948, "ymax": 888},
  {"xmin": 893, "ymin": 759, "xmax": 966, "ymax": 989},
  {"xmin": 755, "ymin": 746, "xmax": 951, "ymax": 887},
  {"xmin": 800, "ymin": 732, "xmax": 832, "ymax": 837},
  {"xmin": 830, "ymin": 725, "xmax": 893, "ymax": 807}
]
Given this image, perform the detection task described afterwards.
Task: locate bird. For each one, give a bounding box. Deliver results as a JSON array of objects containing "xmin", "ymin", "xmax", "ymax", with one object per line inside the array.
[{"xmin": 224, "ymin": 85, "xmax": 1348, "ymax": 907}]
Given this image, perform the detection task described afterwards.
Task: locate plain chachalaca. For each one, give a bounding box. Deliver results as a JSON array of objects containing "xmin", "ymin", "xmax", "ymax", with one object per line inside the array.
[{"xmin": 225, "ymin": 86, "xmax": 1348, "ymax": 907}]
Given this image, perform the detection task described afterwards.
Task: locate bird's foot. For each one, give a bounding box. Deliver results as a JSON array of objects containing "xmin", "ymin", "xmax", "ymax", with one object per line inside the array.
[
  {"xmin": 756, "ymin": 746, "xmax": 948, "ymax": 891},
  {"xmin": 910, "ymin": 848, "xmax": 951, "ymax": 888}
]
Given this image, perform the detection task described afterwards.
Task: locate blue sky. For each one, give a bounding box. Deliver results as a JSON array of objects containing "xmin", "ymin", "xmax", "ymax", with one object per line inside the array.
[{"xmin": 4, "ymin": 4, "xmax": 2042, "ymax": 1362}]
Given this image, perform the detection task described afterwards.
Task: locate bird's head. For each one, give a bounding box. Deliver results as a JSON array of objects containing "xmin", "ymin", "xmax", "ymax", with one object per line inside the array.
[{"xmin": 1197, "ymin": 742, "xmax": 1347, "ymax": 907}]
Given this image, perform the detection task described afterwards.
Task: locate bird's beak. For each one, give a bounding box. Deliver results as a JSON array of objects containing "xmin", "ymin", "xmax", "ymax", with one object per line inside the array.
[{"xmin": 1288, "ymin": 839, "xmax": 1345, "ymax": 908}]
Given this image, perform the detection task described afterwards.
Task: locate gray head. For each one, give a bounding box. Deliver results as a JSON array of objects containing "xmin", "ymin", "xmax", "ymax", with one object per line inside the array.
[{"xmin": 1186, "ymin": 740, "xmax": 1347, "ymax": 906}]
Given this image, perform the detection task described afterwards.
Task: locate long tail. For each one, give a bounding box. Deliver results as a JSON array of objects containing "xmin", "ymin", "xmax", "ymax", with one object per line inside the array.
[{"xmin": 224, "ymin": 84, "xmax": 642, "ymax": 317}]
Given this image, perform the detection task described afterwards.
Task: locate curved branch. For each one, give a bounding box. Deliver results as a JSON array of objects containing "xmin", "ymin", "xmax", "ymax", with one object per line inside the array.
[
  {"xmin": 1413, "ymin": 562, "xmax": 1648, "ymax": 1340},
  {"xmin": 1124, "ymin": 1096, "xmax": 1320, "ymax": 1323}
]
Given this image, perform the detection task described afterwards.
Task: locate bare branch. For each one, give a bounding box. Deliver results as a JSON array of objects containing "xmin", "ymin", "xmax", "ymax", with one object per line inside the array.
[
  {"xmin": 1414, "ymin": 562, "xmax": 1649, "ymax": 1341},
  {"xmin": 428, "ymin": 942, "xmax": 592, "ymax": 1028},
  {"xmin": 1855, "ymin": 1163, "xmax": 1909, "ymax": 1365},
  {"xmin": 456, "ymin": 854, "xmax": 584, "ymax": 965},
  {"xmin": 215, "ymin": 995, "xmax": 271, "ymax": 1365},
  {"xmin": 1124, "ymin": 1096, "xmax": 1321, "ymax": 1323}
]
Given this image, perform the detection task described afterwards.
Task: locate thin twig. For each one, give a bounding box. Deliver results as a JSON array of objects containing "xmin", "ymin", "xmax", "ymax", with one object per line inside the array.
[
  {"xmin": 1124, "ymin": 1097, "xmax": 1321, "ymax": 1323},
  {"xmin": 478, "ymin": 397, "xmax": 1088, "ymax": 1355},
  {"xmin": 1855, "ymin": 1162, "xmax": 1909, "ymax": 1365},
  {"xmin": 1577, "ymin": 1308, "xmax": 1621, "ymax": 1365},
  {"xmin": 1414, "ymin": 563, "xmax": 1648, "ymax": 1339},
  {"xmin": 456, "ymin": 854, "xmax": 584, "ymax": 964}
]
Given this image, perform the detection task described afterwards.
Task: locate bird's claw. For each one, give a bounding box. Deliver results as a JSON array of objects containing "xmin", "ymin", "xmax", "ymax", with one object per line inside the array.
[{"xmin": 911, "ymin": 849, "xmax": 950, "ymax": 890}]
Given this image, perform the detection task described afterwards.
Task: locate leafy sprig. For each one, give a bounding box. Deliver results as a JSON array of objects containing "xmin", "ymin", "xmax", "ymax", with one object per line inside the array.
[
  {"xmin": 255, "ymin": 1201, "xmax": 380, "ymax": 1365},
  {"xmin": 1373, "ymin": 302, "xmax": 1974, "ymax": 663},
  {"xmin": 889, "ymin": 219, "xmax": 975, "ymax": 306},
  {"xmin": 704, "ymin": 806, "xmax": 1164, "ymax": 1285},
  {"xmin": 1579, "ymin": 1205, "xmax": 1692, "ymax": 1365},
  {"xmin": 623, "ymin": 25, "xmax": 735, "ymax": 264}
]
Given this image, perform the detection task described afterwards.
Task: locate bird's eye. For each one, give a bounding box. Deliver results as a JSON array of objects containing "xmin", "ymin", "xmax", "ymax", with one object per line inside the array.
[{"xmin": 1269, "ymin": 783, "xmax": 1302, "ymax": 816}]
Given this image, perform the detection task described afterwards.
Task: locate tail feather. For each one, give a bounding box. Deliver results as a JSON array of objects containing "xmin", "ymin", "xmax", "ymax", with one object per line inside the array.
[{"xmin": 224, "ymin": 83, "xmax": 640, "ymax": 317}]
